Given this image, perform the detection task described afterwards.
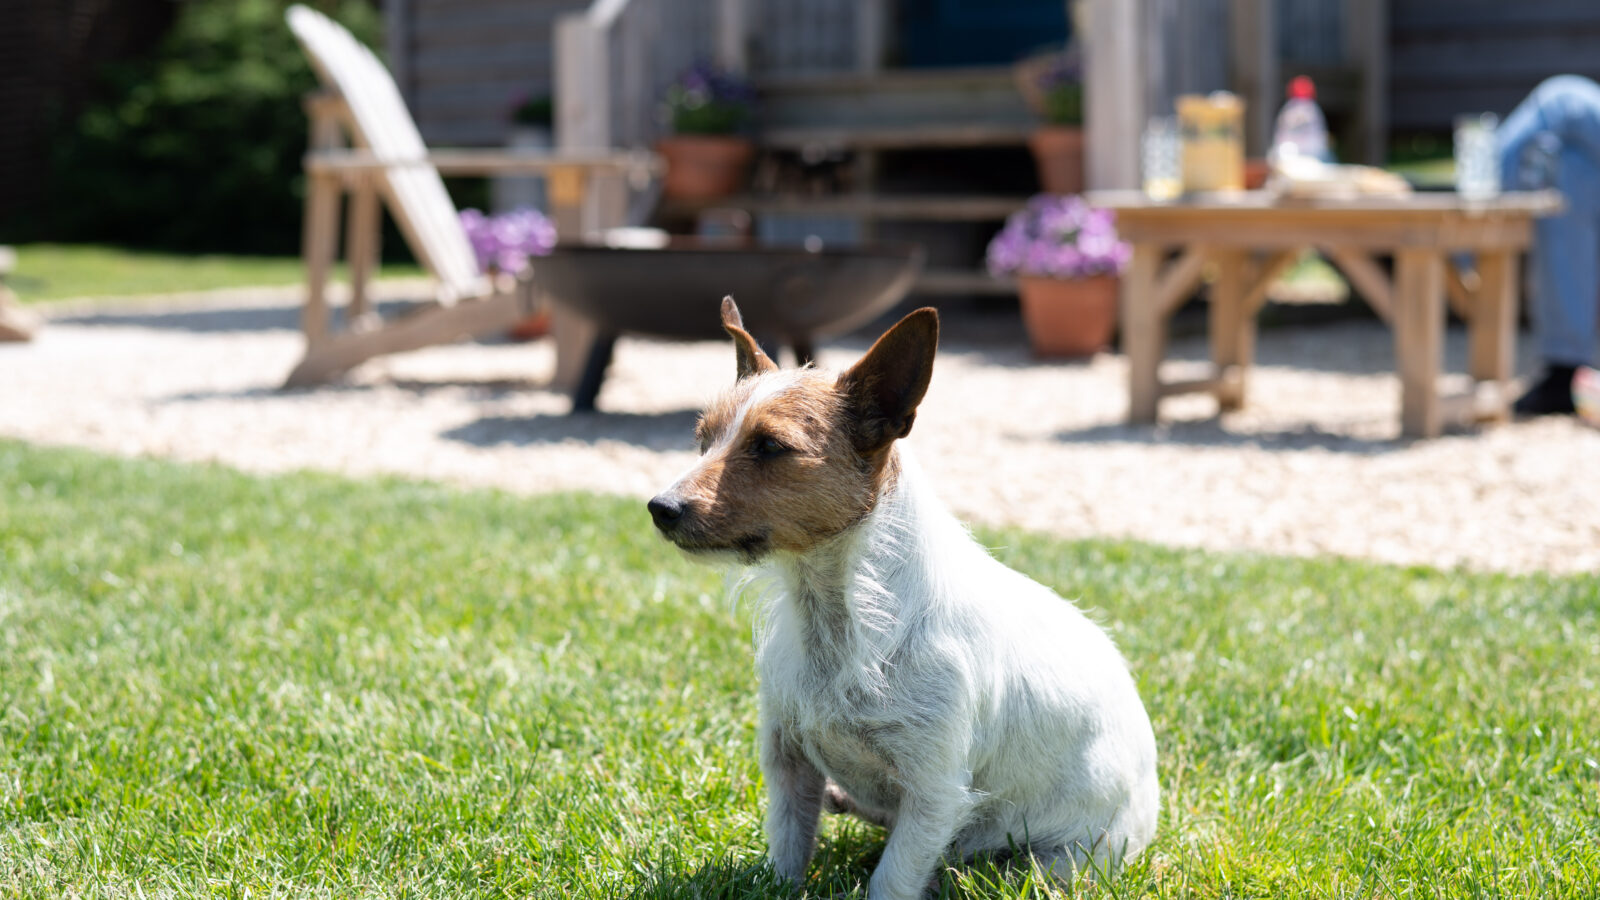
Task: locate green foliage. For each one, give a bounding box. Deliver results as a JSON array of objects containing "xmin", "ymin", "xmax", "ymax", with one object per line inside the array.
[
  {"xmin": 1042, "ymin": 82, "xmax": 1083, "ymax": 128},
  {"xmin": 512, "ymin": 95, "xmax": 555, "ymax": 128},
  {"xmin": 1, "ymin": 440, "xmax": 1597, "ymax": 897},
  {"xmin": 668, "ymin": 98, "xmax": 750, "ymax": 137},
  {"xmin": 45, "ymin": 0, "xmax": 382, "ymax": 254}
]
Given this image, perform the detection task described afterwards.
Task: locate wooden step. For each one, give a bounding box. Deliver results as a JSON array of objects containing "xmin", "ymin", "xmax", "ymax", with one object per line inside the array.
[
  {"xmin": 755, "ymin": 64, "xmax": 1035, "ymax": 141},
  {"xmin": 760, "ymin": 122, "xmax": 1035, "ymax": 151},
  {"xmin": 756, "ymin": 65, "xmax": 1022, "ymax": 96},
  {"xmin": 678, "ymin": 193, "xmax": 1029, "ymax": 221}
]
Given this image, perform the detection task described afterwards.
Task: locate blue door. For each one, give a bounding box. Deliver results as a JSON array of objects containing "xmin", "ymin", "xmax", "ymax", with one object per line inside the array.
[{"xmin": 898, "ymin": 0, "xmax": 1070, "ymax": 68}]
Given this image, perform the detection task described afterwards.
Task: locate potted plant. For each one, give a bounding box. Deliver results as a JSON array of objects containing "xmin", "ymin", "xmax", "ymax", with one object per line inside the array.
[
  {"xmin": 1015, "ymin": 51, "xmax": 1085, "ymax": 194},
  {"xmin": 986, "ymin": 195, "xmax": 1129, "ymax": 357},
  {"xmin": 460, "ymin": 207, "xmax": 558, "ymax": 340},
  {"xmin": 657, "ymin": 61, "xmax": 757, "ymax": 200}
]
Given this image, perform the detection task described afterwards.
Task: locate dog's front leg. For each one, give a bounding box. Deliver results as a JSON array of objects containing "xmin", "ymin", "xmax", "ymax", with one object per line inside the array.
[
  {"xmin": 868, "ymin": 786, "xmax": 968, "ymax": 900},
  {"xmin": 762, "ymin": 724, "xmax": 826, "ymax": 885}
]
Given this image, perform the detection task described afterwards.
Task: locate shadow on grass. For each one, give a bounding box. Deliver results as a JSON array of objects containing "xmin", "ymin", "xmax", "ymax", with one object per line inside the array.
[
  {"xmin": 625, "ymin": 823, "xmax": 881, "ymax": 900},
  {"xmin": 625, "ymin": 819, "xmax": 1142, "ymax": 900}
]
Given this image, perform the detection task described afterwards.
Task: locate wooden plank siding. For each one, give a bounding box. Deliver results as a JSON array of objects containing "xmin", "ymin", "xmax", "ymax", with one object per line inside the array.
[
  {"xmin": 754, "ymin": 0, "xmax": 858, "ymax": 75},
  {"xmin": 396, "ymin": 0, "xmax": 586, "ymax": 146},
  {"xmin": 396, "ymin": 0, "xmax": 868, "ymax": 146},
  {"xmin": 1143, "ymin": 0, "xmax": 1233, "ymax": 115},
  {"xmin": 1390, "ymin": 0, "xmax": 1600, "ymax": 132}
]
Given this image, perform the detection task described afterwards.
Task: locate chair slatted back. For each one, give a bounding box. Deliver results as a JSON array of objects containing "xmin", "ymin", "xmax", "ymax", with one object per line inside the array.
[{"xmin": 287, "ymin": 5, "xmax": 487, "ymax": 303}]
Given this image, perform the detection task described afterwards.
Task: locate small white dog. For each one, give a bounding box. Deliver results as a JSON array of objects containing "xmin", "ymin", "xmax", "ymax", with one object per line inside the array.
[{"xmin": 648, "ymin": 299, "xmax": 1159, "ymax": 899}]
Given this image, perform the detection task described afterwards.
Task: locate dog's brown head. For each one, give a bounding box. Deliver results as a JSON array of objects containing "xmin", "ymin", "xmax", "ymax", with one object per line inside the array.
[{"xmin": 648, "ymin": 297, "xmax": 938, "ymax": 562}]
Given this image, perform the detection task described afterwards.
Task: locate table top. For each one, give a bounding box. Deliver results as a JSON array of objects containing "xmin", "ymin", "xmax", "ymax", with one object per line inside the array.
[
  {"xmin": 1086, "ymin": 189, "xmax": 1563, "ymax": 217},
  {"xmin": 1084, "ymin": 190, "xmax": 1562, "ymax": 251}
]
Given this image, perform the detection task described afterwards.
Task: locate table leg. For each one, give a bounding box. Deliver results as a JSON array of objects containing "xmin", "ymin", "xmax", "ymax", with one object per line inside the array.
[
  {"xmin": 1469, "ymin": 250, "xmax": 1518, "ymax": 420},
  {"xmin": 1208, "ymin": 248, "xmax": 1251, "ymax": 411},
  {"xmin": 1393, "ymin": 248, "xmax": 1446, "ymax": 438},
  {"xmin": 1123, "ymin": 242, "xmax": 1165, "ymax": 424}
]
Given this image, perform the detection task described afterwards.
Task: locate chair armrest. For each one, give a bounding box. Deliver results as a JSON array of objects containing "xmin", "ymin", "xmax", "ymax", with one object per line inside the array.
[{"xmin": 304, "ymin": 148, "xmax": 663, "ymax": 179}]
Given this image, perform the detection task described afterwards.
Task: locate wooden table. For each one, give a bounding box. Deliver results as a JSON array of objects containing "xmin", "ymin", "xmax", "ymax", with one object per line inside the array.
[{"xmin": 1086, "ymin": 190, "xmax": 1563, "ymax": 437}]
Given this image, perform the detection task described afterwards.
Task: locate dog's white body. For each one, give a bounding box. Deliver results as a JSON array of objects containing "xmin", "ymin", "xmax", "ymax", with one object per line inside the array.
[
  {"xmin": 650, "ymin": 302, "xmax": 1157, "ymax": 899},
  {"xmin": 751, "ymin": 447, "xmax": 1158, "ymax": 898}
]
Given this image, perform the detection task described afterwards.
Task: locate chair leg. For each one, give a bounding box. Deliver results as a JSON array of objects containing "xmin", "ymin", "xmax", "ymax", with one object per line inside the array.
[
  {"xmin": 301, "ymin": 171, "xmax": 341, "ymax": 345},
  {"xmin": 345, "ymin": 176, "xmax": 381, "ymax": 328}
]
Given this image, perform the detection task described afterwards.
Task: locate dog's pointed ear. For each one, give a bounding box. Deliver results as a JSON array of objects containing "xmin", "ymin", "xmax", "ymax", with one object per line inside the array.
[
  {"xmin": 722, "ymin": 296, "xmax": 777, "ymax": 380},
  {"xmin": 838, "ymin": 307, "xmax": 939, "ymax": 452}
]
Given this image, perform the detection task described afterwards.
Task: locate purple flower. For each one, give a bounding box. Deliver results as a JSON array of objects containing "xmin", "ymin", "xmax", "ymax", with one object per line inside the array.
[
  {"xmin": 1036, "ymin": 53, "xmax": 1082, "ymax": 92},
  {"xmin": 459, "ymin": 207, "xmax": 557, "ymax": 275},
  {"xmin": 986, "ymin": 194, "xmax": 1129, "ymax": 280},
  {"xmin": 665, "ymin": 59, "xmax": 755, "ymax": 135}
]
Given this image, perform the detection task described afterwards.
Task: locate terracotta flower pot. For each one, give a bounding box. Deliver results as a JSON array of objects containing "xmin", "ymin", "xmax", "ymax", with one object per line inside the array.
[
  {"xmin": 1028, "ymin": 126, "xmax": 1086, "ymax": 195},
  {"xmin": 1017, "ymin": 274, "xmax": 1119, "ymax": 358},
  {"xmin": 656, "ymin": 135, "xmax": 755, "ymax": 200},
  {"xmin": 507, "ymin": 309, "xmax": 551, "ymax": 342},
  {"xmin": 1244, "ymin": 157, "xmax": 1270, "ymax": 190}
]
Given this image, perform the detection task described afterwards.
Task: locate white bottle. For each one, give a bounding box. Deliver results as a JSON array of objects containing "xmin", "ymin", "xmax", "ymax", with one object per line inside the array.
[{"xmin": 1269, "ymin": 75, "xmax": 1333, "ymax": 165}]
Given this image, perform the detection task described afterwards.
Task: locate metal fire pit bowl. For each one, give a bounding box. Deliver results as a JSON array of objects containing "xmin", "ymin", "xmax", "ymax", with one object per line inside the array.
[{"xmin": 532, "ymin": 239, "xmax": 925, "ymax": 411}]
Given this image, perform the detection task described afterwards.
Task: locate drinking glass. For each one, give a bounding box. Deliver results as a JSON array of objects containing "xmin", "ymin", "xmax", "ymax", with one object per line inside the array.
[
  {"xmin": 1142, "ymin": 117, "xmax": 1181, "ymax": 200},
  {"xmin": 1454, "ymin": 113, "xmax": 1501, "ymax": 201}
]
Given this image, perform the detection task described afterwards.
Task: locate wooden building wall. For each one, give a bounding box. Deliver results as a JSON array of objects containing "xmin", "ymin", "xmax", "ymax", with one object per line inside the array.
[
  {"xmin": 1390, "ymin": 0, "xmax": 1600, "ymax": 132},
  {"xmin": 388, "ymin": 0, "xmax": 588, "ymax": 147},
  {"xmin": 754, "ymin": 0, "xmax": 858, "ymax": 74},
  {"xmin": 392, "ymin": 0, "xmax": 1600, "ymax": 152}
]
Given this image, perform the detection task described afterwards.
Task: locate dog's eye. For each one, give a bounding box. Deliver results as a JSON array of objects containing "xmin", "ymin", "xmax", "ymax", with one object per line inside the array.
[{"xmin": 752, "ymin": 435, "xmax": 788, "ymax": 459}]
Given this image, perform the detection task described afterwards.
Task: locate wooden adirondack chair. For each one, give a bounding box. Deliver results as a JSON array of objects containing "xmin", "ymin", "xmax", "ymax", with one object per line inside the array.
[{"xmin": 283, "ymin": 4, "xmax": 659, "ymax": 388}]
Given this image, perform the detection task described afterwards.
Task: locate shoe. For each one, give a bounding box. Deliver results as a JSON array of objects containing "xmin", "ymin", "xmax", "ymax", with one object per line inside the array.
[
  {"xmin": 1575, "ymin": 367, "xmax": 1600, "ymax": 427},
  {"xmin": 1513, "ymin": 364, "xmax": 1577, "ymax": 416}
]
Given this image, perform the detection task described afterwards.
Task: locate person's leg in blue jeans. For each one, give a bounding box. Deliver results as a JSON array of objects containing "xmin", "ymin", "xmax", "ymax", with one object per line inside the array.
[{"xmin": 1497, "ymin": 74, "xmax": 1600, "ymax": 414}]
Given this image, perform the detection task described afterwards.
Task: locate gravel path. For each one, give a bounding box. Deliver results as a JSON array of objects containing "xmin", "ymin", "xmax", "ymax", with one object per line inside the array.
[{"xmin": 5, "ymin": 287, "xmax": 1597, "ymax": 575}]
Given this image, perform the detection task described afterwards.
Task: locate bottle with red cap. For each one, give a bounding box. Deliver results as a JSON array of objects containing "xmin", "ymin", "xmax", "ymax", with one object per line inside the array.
[{"xmin": 1269, "ymin": 75, "xmax": 1334, "ymax": 165}]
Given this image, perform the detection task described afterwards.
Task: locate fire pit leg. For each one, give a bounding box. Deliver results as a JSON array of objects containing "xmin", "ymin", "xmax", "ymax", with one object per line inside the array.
[
  {"xmin": 791, "ymin": 336, "xmax": 816, "ymax": 367},
  {"xmin": 570, "ymin": 332, "xmax": 618, "ymax": 413}
]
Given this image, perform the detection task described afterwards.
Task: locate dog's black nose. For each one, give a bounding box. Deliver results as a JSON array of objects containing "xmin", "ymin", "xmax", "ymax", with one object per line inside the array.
[{"xmin": 648, "ymin": 494, "xmax": 686, "ymax": 531}]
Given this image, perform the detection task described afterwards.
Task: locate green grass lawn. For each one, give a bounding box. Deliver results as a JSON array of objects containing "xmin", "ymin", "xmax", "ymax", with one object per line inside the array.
[
  {"xmin": 6, "ymin": 244, "xmax": 424, "ymax": 303},
  {"xmin": 1, "ymin": 440, "xmax": 1596, "ymax": 898}
]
